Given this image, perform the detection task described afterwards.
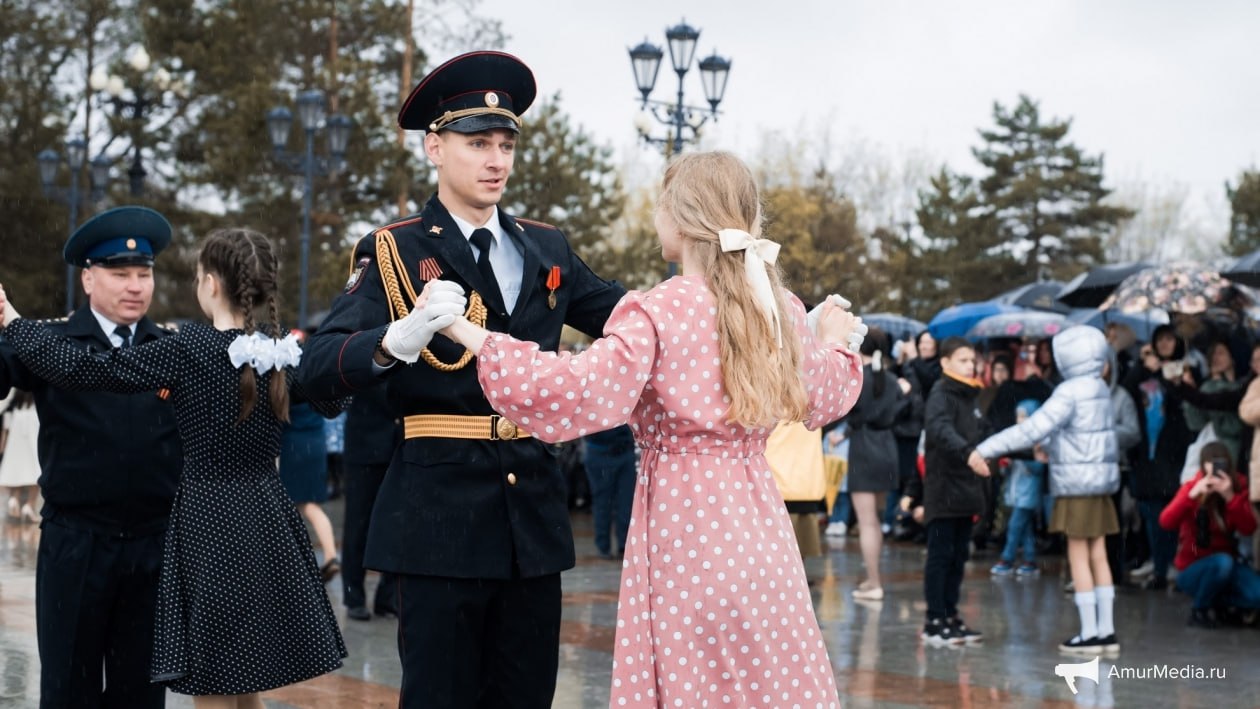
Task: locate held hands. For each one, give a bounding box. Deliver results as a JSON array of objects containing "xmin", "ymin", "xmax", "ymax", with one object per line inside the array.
[
  {"xmin": 381, "ymin": 280, "xmax": 466, "ymax": 363},
  {"xmin": 0, "ymin": 284, "xmax": 19, "ymax": 326},
  {"xmin": 968, "ymin": 451, "xmax": 991, "ymax": 477},
  {"xmin": 811, "ymin": 296, "xmax": 867, "ymax": 352}
]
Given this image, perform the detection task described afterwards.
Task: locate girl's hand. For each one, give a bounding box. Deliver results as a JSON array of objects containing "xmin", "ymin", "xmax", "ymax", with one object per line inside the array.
[
  {"xmin": 1190, "ymin": 474, "xmax": 1213, "ymax": 500},
  {"xmin": 0, "ymin": 284, "xmax": 19, "ymax": 326},
  {"xmin": 968, "ymin": 451, "xmax": 991, "ymax": 477},
  {"xmin": 816, "ymin": 300, "xmax": 865, "ymax": 352}
]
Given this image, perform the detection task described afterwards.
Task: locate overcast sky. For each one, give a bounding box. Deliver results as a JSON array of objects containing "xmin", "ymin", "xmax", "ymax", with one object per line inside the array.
[{"xmin": 471, "ymin": 0, "xmax": 1260, "ymax": 237}]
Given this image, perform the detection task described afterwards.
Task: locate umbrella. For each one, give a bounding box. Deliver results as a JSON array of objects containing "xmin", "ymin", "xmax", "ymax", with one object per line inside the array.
[
  {"xmin": 1067, "ymin": 307, "xmax": 1169, "ymax": 342},
  {"xmin": 1056, "ymin": 262, "xmax": 1152, "ymax": 308},
  {"xmin": 1222, "ymin": 249, "xmax": 1260, "ymax": 288},
  {"xmin": 860, "ymin": 313, "xmax": 926, "ymax": 342},
  {"xmin": 992, "ymin": 281, "xmax": 1070, "ymax": 313},
  {"xmin": 1100, "ymin": 261, "xmax": 1232, "ymax": 315},
  {"xmin": 927, "ymin": 302, "xmax": 1024, "ymax": 340},
  {"xmin": 965, "ymin": 311, "xmax": 1068, "ymax": 341}
]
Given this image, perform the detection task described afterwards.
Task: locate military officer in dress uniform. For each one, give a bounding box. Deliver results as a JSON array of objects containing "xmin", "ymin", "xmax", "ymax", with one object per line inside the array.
[
  {"xmin": 299, "ymin": 51, "xmax": 625, "ymax": 708},
  {"xmin": 0, "ymin": 206, "xmax": 182, "ymax": 708}
]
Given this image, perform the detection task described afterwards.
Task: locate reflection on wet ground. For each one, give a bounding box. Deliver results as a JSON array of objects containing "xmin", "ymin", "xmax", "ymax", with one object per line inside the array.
[{"xmin": 0, "ymin": 507, "xmax": 1258, "ymax": 707}]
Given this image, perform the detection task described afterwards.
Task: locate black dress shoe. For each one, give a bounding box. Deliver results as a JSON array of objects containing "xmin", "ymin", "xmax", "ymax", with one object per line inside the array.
[{"xmin": 346, "ymin": 605, "xmax": 371, "ymax": 621}]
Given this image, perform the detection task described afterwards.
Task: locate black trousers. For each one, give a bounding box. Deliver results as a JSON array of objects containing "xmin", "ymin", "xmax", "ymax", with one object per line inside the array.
[
  {"xmin": 341, "ymin": 461, "xmax": 397, "ymax": 611},
  {"xmin": 396, "ymin": 572, "xmax": 561, "ymax": 709},
  {"xmin": 36, "ymin": 519, "xmax": 164, "ymax": 708},
  {"xmin": 924, "ymin": 516, "xmax": 973, "ymax": 621}
]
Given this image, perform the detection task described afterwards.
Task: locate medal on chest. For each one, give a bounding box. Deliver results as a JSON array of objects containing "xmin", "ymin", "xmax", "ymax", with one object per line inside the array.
[{"xmin": 546, "ymin": 265, "xmax": 561, "ymax": 309}]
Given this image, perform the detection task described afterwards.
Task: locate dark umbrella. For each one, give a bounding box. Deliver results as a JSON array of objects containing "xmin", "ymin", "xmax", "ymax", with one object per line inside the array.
[
  {"xmin": 860, "ymin": 313, "xmax": 926, "ymax": 342},
  {"xmin": 993, "ymin": 281, "xmax": 1070, "ymax": 313},
  {"xmin": 1056, "ymin": 262, "xmax": 1152, "ymax": 308},
  {"xmin": 928, "ymin": 302, "xmax": 1023, "ymax": 340},
  {"xmin": 1222, "ymin": 249, "xmax": 1260, "ymax": 288},
  {"xmin": 1101, "ymin": 261, "xmax": 1231, "ymax": 315},
  {"xmin": 965, "ymin": 311, "xmax": 1068, "ymax": 341},
  {"xmin": 1067, "ymin": 307, "xmax": 1169, "ymax": 342}
]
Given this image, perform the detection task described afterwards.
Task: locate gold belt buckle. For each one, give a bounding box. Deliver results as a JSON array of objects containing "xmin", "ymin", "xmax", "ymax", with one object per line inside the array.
[{"xmin": 491, "ymin": 415, "xmax": 519, "ymax": 441}]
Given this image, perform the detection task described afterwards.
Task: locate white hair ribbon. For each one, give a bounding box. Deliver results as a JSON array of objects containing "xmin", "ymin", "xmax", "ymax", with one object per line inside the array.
[
  {"xmin": 227, "ymin": 332, "xmax": 303, "ymax": 372},
  {"xmin": 718, "ymin": 228, "xmax": 783, "ymax": 347}
]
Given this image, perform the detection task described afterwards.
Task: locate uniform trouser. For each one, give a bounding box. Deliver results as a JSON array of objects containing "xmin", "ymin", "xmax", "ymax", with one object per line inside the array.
[
  {"xmin": 341, "ymin": 461, "xmax": 397, "ymax": 611},
  {"xmin": 36, "ymin": 520, "xmax": 164, "ymax": 709},
  {"xmin": 396, "ymin": 572, "xmax": 561, "ymax": 709}
]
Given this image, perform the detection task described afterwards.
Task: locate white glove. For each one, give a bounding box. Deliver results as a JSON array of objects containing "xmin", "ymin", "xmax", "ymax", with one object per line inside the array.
[
  {"xmin": 807, "ymin": 294, "xmax": 851, "ymax": 333},
  {"xmin": 382, "ymin": 280, "xmax": 467, "ymax": 363}
]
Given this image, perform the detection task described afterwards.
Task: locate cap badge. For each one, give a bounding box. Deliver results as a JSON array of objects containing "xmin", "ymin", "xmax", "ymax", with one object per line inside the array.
[
  {"xmin": 126, "ymin": 238, "xmax": 137, "ymax": 249},
  {"xmin": 485, "ymin": 92, "xmax": 500, "ymax": 107}
]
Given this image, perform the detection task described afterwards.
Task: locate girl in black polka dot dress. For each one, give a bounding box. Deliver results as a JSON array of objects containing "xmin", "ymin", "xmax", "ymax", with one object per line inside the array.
[{"xmin": 0, "ymin": 228, "xmax": 347, "ymax": 705}]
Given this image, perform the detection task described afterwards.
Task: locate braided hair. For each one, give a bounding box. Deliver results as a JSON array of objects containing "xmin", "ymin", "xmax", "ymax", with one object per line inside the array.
[{"xmin": 198, "ymin": 228, "xmax": 290, "ymax": 424}]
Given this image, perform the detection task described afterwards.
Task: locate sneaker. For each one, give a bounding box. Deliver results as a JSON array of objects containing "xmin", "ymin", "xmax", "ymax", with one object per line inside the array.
[
  {"xmin": 1058, "ymin": 635, "xmax": 1109, "ymax": 655},
  {"xmin": 1015, "ymin": 563, "xmax": 1040, "ymax": 577},
  {"xmin": 852, "ymin": 585, "xmax": 884, "ymax": 601},
  {"xmin": 947, "ymin": 616, "xmax": 983, "ymax": 643},
  {"xmin": 825, "ymin": 522, "xmax": 848, "ymax": 537},
  {"xmin": 881, "ymin": 522, "xmax": 892, "ymax": 536},
  {"xmin": 1129, "ymin": 560, "xmax": 1155, "ymax": 578},
  {"xmin": 990, "ymin": 561, "xmax": 1015, "ymax": 576},
  {"xmin": 1063, "ymin": 580, "xmax": 1074, "ymax": 595},
  {"xmin": 1141, "ymin": 576, "xmax": 1168, "ymax": 591},
  {"xmin": 921, "ymin": 619, "xmax": 965, "ymax": 647}
]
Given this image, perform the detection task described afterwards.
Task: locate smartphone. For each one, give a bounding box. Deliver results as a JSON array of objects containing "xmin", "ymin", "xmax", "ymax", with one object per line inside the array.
[
  {"xmin": 1161, "ymin": 360, "xmax": 1185, "ymax": 380},
  {"xmin": 1211, "ymin": 459, "xmax": 1230, "ymax": 477}
]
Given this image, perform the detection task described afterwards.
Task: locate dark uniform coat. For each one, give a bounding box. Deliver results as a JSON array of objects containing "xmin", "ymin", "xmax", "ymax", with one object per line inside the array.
[
  {"xmin": 0, "ymin": 306, "xmax": 181, "ymax": 706},
  {"xmin": 300, "ymin": 195, "xmax": 625, "ymax": 580}
]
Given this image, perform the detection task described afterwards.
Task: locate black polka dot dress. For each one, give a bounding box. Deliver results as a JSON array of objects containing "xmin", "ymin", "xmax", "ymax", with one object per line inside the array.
[{"xmin": 4, "ymin": 319, "xmax": 348, "ymax": 695}]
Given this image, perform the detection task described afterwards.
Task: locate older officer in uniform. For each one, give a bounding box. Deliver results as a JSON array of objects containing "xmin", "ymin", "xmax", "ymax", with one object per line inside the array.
[
  {"xmin": 299, "ymin": 51, "xmax": 625, "ymax": 708},
  {"xmin": 0, "ymin": 206, "xmax": 182, "ymax": 708}
]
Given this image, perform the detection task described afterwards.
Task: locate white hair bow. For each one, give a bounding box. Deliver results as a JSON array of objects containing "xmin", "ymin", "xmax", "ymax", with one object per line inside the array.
[
  {"xmin": 718, "ymin": 228, "xmax": 783, "ymax": 347},
  {"xmin": 228, "ymin": 332, "xmax": 303, "ymax": 372}
]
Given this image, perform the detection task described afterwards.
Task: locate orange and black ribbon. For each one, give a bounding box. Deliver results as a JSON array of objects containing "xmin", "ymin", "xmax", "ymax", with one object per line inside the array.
[{"xmin": 546, "ymin": 266, "xmax": 561, "ymax": 309}]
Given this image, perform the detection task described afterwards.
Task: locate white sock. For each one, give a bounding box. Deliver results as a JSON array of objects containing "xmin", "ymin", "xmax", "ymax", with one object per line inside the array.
[
  {"xmin": 1075, "ymin": 590, "xmax": 1098, "ymax": 640},
  {"xmin": 1095, "ymin": 585, "xmax": 1116, "ymax": 637}
]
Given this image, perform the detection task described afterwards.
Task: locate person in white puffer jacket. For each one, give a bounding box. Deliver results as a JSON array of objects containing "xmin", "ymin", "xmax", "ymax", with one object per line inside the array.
[{"xmin": 973, "ymin": 325, "xmax": 1121, "ymax": 656}]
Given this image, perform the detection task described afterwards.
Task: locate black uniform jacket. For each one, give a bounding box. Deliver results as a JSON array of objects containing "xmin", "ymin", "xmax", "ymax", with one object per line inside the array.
[
  {"xmin": 0, "ymin": 307, "xmax": 182, "ymax": 533},
  {"xmin": 299, "ymin": 195, "xmax": 625, "ymax": 579}
]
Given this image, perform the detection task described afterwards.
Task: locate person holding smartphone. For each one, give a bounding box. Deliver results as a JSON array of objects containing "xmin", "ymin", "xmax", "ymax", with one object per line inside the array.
[{"xmin": 1158, "ymin": 441, "xmax": 1260, "ymax": 627}]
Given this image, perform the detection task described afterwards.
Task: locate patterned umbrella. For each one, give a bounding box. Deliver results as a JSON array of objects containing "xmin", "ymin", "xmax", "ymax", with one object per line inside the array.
[
  {"xmin": 1100, "ymin": 261, "xmax": 1231, "ymax": 315},
  {"xmin": 1056, "ymin": 262, "xmax": 1152, "ymax": 308},
  {"xmin": 1222, "ymin": 249, "xmax": 1260, "ymax": 288},
  {"xmin": 1067, "ymin": 307, "xmax": 1169, "ymax": 342},
  {"xmin": 860, "ymin": 313, "xmax": 926, "ymax": 342},
  {"xmin": 965, "ymin": 311, "xmax": 1068, "ymax": 341}
]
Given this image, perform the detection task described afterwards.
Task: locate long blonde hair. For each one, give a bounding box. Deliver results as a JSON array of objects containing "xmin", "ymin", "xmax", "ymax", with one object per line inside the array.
[{"xmin": 658, "ymin": 151, "xmax": 807, "ymax": 428}]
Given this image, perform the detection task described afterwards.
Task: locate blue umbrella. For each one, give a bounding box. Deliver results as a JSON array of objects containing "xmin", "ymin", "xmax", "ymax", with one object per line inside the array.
[
  {"xmin": 1067, "ymin": 308, "xmax": 1169, "ymax": 342},
  {"xmin": 860, "ymin": 313, "xmax": 926, "ymax": 342},
  {"xmin": 927, "ymin": 302, "xmax": 1024, "ymax": 340}
]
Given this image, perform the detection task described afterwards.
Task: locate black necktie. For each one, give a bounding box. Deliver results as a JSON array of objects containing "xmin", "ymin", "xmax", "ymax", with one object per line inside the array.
[
  {"xmin": 469, "ymin": 228, "xmax": 504, "ymax": 307},
  {"xmin": 114, "ymin": 325, "xmax": 132, "ymax": 349}
]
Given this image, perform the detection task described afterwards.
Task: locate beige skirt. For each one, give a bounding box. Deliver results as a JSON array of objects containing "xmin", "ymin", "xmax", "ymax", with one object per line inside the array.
[{"xmin": 1049, "ymin": 495, "xmax": 1119, "ymax": 538}]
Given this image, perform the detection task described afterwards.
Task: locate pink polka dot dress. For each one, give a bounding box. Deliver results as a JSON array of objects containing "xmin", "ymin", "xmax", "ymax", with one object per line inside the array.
[{"xmin": 476, "ymin": 275, "xmax": 862, "ymax": 708}]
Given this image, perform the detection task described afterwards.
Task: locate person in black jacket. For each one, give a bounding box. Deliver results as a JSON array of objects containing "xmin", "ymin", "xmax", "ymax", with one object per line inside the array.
[
  {"xmin": 340, "ymin": 386, "xmax": 402, "ymax": 621},
  {"xmin": 913, "ymin": 336, "xmax": 991, "ymax": 646},
  {"xmin": 0, "ymin": 206, "xmax": 182, "ymax": 707}
]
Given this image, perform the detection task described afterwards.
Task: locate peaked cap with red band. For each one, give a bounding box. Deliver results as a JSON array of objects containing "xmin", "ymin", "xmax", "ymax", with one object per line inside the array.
[{"xmin": 398, "ymin": 51, "xmax": 537, "ymax": 134}]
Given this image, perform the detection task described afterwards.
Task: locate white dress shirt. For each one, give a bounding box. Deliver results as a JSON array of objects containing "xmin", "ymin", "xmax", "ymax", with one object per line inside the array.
[{"xmin": 449, "ymin": 208, "xmax": 525, "ymax": 315}]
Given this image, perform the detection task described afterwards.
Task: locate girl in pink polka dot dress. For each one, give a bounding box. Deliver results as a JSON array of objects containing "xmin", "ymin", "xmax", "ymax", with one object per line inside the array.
[{"xmin": 441, "ymin": 151, "xmax": 864, "ymax": 708}]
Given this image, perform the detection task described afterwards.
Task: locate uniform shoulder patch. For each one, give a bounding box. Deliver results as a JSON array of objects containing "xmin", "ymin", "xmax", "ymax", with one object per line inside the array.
[{"xmin": 345, "ymin": 256, "xmax": 372, "ymax": 293}]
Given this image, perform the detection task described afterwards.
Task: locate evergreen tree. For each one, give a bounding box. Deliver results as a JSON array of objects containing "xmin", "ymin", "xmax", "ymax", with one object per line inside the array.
[
  {"xmin": 762, "ymin": 164, "xmax": 864, "ymax": 307},
  {"xmin": 1226, "ymin": 169, "xmax": 1260, "ymax": 256},
  {"xmin": 972, "ymin": 95, "xmax": 1131, "ymax": 281}
]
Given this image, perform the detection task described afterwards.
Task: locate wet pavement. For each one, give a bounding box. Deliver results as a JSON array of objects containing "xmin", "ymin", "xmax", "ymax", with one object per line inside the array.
[{"xmin": 1, "ymin": 508, "xmax": 1258, "ymax": 708}]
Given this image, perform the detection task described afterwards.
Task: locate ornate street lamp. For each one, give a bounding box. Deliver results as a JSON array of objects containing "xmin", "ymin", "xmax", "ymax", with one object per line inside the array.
[
  {"xmin": 37, "ymin": 137, "xmax": 112, "ymax": 313},
  {"xmin": 90, "ymin": 45, "xmax": 189, "ymax": 196},
  {"xmin": 266, "ymin": 90, "xmax": 352, "ymax": 329},
  {"xmin": 627, "ymin": 20, "xmax": 733, "ymax": 156}
]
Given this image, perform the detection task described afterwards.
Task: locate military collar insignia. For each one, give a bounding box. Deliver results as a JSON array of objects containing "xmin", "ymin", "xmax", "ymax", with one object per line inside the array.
[{"xmin": 429, "ymin": 226, "xmax": 443, "ymax": 235}]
